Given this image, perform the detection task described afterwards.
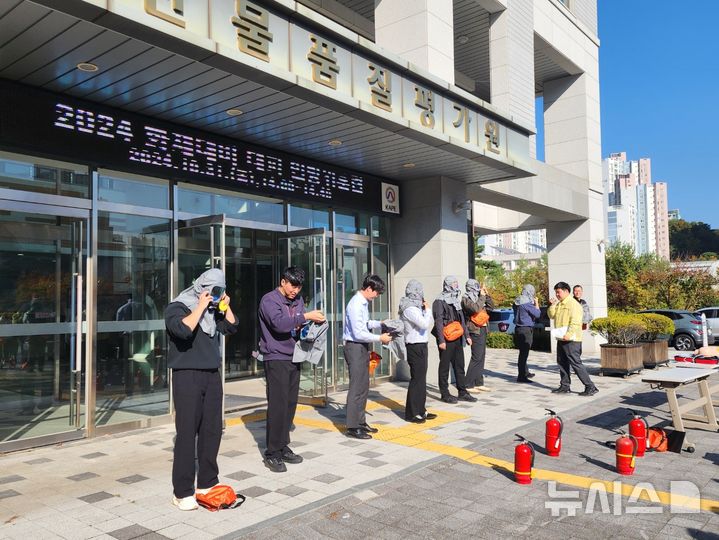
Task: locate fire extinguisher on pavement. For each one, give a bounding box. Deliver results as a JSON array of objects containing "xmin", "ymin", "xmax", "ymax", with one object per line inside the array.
[
  {"xmin": 615, "ymin": 432, "xmax": 638, "ymax": 475},
  {"xmin": 545, "ymin": 409, "xmax": 563, "ymax": 457},
  {"xmin": 627, "ymin": 409, "xmax": 648, "ymax": 457},
  {"xmin": 514, "ymin": 435, "xmax": 535, "ymax": 485}
]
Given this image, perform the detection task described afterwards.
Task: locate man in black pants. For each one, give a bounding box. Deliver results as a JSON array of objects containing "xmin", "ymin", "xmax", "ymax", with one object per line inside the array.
[
  {"xmin": 165, "ymin": 268, "xmax": 238, "ymax": 511},
  {"xmin": 432, "ymin": 276, "xmax": 477, "ymax": 404},
  {"xmin": 258, "ymin": 267, "xmax": 325, "ymax": 472}
]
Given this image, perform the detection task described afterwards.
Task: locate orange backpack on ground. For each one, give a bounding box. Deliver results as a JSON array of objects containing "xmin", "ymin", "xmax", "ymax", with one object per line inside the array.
[
  {"xmin": 470, "ymin": 309, "xmax": 489, "ymax": 327},
  {"xmin": 443, "ymin": 321, "xmax": 464, "ymax": 342},
  {"xmin": 647, "ymin": 427, "xmax": 668, "ymax": 452},
  {"xmin": 195, "ymin": 485, "xmax": 246, "ymax": 511}
]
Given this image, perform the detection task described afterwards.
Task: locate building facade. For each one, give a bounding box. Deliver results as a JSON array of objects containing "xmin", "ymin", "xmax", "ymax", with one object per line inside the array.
[
  {"xmin": 0, "ymin": 0, "xmax": 603, "ymax": 452},
  {"xmin": 603, "ymin": 151, "xmax": 670, "ymax": 259}
]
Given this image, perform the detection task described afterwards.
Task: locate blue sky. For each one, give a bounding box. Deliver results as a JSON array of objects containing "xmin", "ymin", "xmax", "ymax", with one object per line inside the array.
[{"xmin": 538, "ymin": 1, "xmax": 719, "ymax": 227}]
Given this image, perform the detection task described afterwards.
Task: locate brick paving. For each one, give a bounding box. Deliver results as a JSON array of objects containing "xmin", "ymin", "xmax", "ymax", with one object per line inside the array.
[{"xmin": 0, "ymin": 349, "xmax": 717, "ymax": 539}]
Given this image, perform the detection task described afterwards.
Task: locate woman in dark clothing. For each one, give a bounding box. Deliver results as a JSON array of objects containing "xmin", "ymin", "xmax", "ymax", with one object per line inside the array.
[
  {"xmin": 513, "ymin": 284, "xmax": 540, "ymax": 383},
  {"xmin": 462, "ymin": 279, "xmax": 494, "ymax": 392},
  {"xmin": 432, "ymin": 276, "xmax": 477, "ymax": 404},
  {"xmin": 165, "ymin": 268, "xmax": 238, "ymax": 511}
]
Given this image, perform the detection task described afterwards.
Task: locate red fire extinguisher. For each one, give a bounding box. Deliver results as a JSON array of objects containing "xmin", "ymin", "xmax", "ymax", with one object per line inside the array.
[
  {"xmin": 514, "ymin": 435, "xmax": 535, "ymax": 485},
  {"xmin": 545, "ymin": 409, "xmax": 563, "ymax": 457},
  {"xmin": 627, "ymin": 409, "xmax": 648, "ymax": 458},
  {"xmin": 615, "ymin": 432, "xmax": 638, "ymax": 475}
]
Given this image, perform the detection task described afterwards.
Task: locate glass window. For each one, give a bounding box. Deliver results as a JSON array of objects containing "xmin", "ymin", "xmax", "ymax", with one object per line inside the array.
[
  {"xmin": 177, "ymin": 186, "xmax": 284, "ymax": 225},
  {"xmin": 371, "ymin": 215, "xmax": 388, "ymax": 239},
  {"xmin": 98, "ymin": 175, "xmax": 169, "ymax": 209},
  {"xmin": 0, "ymin": 154, "xmax": 89, "ymax": 198},
  {"xmin": 289, "ymin": 204, "xmax": 329, "ymax": 230},
  {"xmin": 371, "ymin": 243, "xmax": 390, "ymax": 378},
  {"xmin": 96, "ymin": 212, "xmax": 171, "ymax": 424},
  {"xmin": 335, "ymin": 211, "xmax": 359, "ymax": 234}
]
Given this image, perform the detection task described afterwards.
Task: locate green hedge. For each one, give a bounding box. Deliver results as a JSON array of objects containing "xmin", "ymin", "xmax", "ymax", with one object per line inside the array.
[{"xmin": 486, "ymin": 332, "xmax": 515, "ymax": 349}]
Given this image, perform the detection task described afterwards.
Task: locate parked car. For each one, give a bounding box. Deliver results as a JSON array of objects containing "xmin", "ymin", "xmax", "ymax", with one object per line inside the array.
[
  {"xmin": 488, "ymin": 307, "xmax": 551, "ymax": 351},
  {"xmin": 693, "ymin": 307, "xmax": 719, "ymax": 345},
  {"xmin": 637, "ymin": 309, "xmax": 712, "ymax": 351}
]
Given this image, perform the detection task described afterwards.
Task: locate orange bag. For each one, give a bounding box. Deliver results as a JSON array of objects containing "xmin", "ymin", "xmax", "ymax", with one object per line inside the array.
[
  {"xmin": 470, "ymin": 309, "xmax": 489, "ymax": 327},
  {"xmin": 647, "ymin": 427, "xmax": 668, "ymax": 452},
  {"xmin": 195, "ymin": 485, "xmax": 246, "ymax": 511},
  {"xmin": 369, "ymin": 351, "xmax": 381, "ymax": 375},
  {"xmin": 443, "ymin": 321, "xmax": 464, "ymax": 342}
]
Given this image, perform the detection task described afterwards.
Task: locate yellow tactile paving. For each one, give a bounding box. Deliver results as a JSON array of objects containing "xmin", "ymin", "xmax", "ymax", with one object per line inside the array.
[{"xmin": 225, "ymin": 397, "xmax": 719, "ymax": 513}]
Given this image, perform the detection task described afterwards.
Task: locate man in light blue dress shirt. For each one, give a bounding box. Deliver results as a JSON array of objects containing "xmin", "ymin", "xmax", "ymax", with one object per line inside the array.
[{"xmin": 343, "ymin": 274, "xmax": 392, "ymax": 439}]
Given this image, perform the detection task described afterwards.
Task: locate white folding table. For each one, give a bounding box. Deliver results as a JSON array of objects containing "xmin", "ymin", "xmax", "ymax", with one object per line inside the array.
[{"xmin": 641, "ymin": 367, "xmax": 718, "ymax": 452}]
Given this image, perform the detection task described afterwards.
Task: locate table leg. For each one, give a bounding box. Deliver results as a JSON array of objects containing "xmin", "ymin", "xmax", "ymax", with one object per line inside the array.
[{"xmin": 665, "ymin": 387, "xmax": 685, "ymax": 432}]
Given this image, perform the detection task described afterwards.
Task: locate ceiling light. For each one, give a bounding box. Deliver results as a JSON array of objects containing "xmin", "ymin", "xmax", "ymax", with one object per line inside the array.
[
  {"xmin": 328, "ymin": 139, "xmax": 343, "ymax": 146},
  {"xmin": 76, "ymin": 62, "xmax": 98, "ymax": 72},
  {"xmin": 402, "ymin": 162, "xmax": 415, "ymax": 168},
  {"xmin": 226, "ymin": 108, "xmax": 243, "ymax": 116},
  {"xmin": 457, "ymin": 35, "xmax": 469, "ymax": 45}
]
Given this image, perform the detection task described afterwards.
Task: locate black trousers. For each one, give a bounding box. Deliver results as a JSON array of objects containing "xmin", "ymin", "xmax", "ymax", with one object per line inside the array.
[
  {"xmin": 557, "ymin": 341, "xmax": 594, "ymax": 389},
  {"xmin": 264, "ymin": 360, "xmax": 301, "ymax": 458},
  {"xmin": 345, "ymin": 341, "xmax": 370, "ymax": 429},
  {"xmin": 405, "ymin": 343, "xmax": 428, "ymax": 420},
  {"xmin": 172, "ymin": 369, "xmax": 223, "ymax": 499},
  {"xmin": 438, "ymin": 339, "xmax": 467, "ymax": 396},
  {"xmin": 513, "ymin": 326, "xmax": 533, "ymax": 379},
  {"xmin": 465, "ymin": 328, "xmax": 488, "ymax": 387}
]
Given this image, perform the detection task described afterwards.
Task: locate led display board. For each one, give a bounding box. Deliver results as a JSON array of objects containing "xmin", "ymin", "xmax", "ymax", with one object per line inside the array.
[{"xmin": 0, "ymin": 80, "xmax": 398, "ymax": 214}]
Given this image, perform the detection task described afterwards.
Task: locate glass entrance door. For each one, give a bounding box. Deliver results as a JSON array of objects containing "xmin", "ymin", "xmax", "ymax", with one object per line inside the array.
[
  {"xmin": 0, "ymin": 206, "xmax": 88, "ymax": 450},
  {"xmin": 279, "ymin": 229, "xmax": 328, "ymax": 406},
  {"xmin": 334, "ymin": 243, "xmax": 370, "ymax": 388}
]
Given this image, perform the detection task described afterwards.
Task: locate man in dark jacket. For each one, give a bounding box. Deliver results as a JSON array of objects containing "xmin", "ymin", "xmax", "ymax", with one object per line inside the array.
[
  {"xmin": 165, "ymin": 268, "xmax": 238, "ymax": 511},
  {"xmin": 432, "ymin": 276, "xmax": 477, "ymax": 404},
  {"xmin": 258, "ymin": 267, "xmax": 325, "ymax": 472}
]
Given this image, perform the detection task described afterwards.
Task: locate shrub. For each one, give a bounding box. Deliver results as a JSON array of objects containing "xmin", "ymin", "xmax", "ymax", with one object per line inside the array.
[
  {"xmin": 637, "ymin": 313, "xmax": 674, "ymax": 341},
  {"xmin": 591, "ymin": 314, "xmax": 647, "ymax": 345},
  {"xmin": 486, "ymin": 332, "xmax": 515, "ymax": 349}
]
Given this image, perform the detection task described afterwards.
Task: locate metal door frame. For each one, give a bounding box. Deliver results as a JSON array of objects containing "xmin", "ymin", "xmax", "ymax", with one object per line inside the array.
[
  {"xmin": 280, "ymin": 228, "xmax": 329, "ymax": 406},
  {"xmin": 0, "ymin": 199, "xmax": 90, "ymax": 453}
]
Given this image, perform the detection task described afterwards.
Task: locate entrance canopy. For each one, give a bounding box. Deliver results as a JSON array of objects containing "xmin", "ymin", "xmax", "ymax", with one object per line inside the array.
[{"xmin": 0, "ymin": 0, "xmax": 535, "ymax": 196}]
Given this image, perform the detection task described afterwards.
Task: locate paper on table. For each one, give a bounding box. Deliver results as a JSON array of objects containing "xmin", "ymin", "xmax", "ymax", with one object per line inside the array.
[{"xmin": 551, "ymin": 326, "xmax": 568, "ymax": 340}]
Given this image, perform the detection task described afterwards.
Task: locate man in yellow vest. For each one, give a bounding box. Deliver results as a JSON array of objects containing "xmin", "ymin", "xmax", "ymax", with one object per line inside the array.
[{"xmin": 547, "ymin": 281, "xmax": 598, "ymax": 396}]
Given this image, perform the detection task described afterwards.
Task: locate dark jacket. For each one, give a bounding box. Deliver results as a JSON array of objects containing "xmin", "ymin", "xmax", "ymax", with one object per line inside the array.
[
  {"xmin": 513, "ymin": 302, "xmax": 541, "ymax": 327},
  {"xmin": 431, "ymin": 299, "xmax": 469, "ymax": 345},
  {"xmin": 258, "ymin": 289, "xmax": 306, "ymax": 361},
  {"xmin": 461, "ymin": 294, "xmax": 495, "ymax": 334},
  {"xmin": 165, "ymin": 302, "xmax": 238, "ymax": 370}
]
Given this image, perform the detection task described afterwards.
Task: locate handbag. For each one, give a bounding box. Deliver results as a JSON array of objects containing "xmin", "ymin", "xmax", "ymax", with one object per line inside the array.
[
  {"xmin": 442, "ymin": 321, "xmax": 464, "ymax": 342},
  {"xmin": 470, "ymin": 309, "xmax": 489, "ymax": 327}
]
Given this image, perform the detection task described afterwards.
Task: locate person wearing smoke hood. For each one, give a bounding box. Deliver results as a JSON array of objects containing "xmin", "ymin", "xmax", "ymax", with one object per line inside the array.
[
  {"xmin": 164, "ymin": 268, "xmax": 238, "ymax": 511},
  {"xmin": 399, "ymin": 280, "xmax": 436, "ymax": 423},
  {"xmin": 431, "ymin": 276, "xmax": 477, "ymax": 404}
]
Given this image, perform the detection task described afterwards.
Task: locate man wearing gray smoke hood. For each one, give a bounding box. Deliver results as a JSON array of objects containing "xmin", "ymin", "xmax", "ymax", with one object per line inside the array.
[{"xmin": 165, "ymin": 268, "xmax": 238, "ymax": 511}]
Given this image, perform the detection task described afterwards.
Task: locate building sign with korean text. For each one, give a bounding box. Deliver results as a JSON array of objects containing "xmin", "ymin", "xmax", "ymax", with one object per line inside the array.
[{"xmin": 104, "ymin": 0, "xmax": 529, "ymax": 165}]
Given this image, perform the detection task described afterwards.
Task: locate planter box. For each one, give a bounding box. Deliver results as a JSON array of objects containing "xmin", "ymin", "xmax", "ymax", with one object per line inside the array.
[
  {"xmin": 600, "ymin": 343, "xmax": 644, "ymax": 377},
  {"xmin": 641, "ymin": 339, "xmax": 670, "ymax": 368}
]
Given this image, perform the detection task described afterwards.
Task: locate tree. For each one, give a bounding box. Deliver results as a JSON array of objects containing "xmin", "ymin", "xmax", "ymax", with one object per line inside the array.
[
  {"xmin": 605, "ymin": 243, "xmax": 719, "ymax": 310},
  {"xmin": 669, "ymin": 219, "xmax": 719, "ymax": 259}
]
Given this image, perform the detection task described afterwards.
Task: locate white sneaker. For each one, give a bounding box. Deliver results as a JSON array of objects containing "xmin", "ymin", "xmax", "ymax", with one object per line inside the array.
[
  {"xmin": 172, "ymin": 495, "xmax": 199, "ymax": 511},
  {"xmin": 195, "ymin": 486, "xmax": 213, "ymax": 495},
  {"xmin": 477, "ymin": 385, "xmax": 493, "ymax": 392}
]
